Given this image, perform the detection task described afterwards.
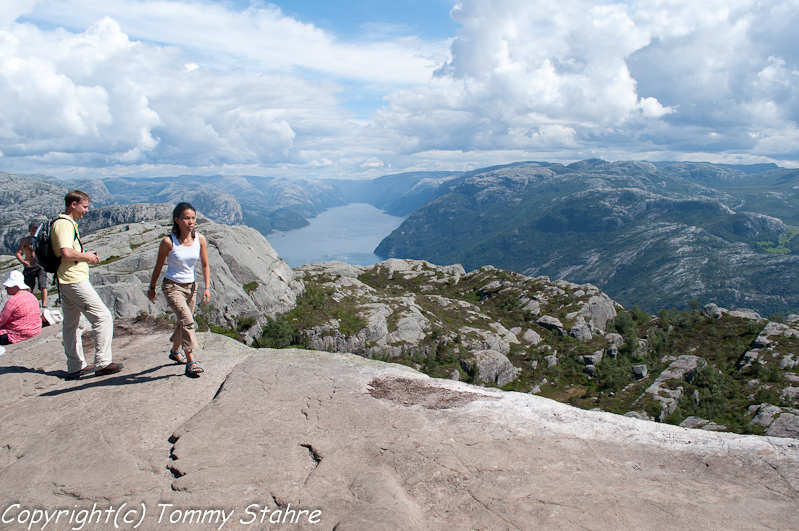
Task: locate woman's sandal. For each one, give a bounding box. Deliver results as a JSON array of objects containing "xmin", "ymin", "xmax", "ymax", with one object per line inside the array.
[
  {"xmin": 186, "ymin": 360, "xmax": 204, "ymax": 378},
  {"xmin": 169, "ymin": 350, "xmax": 187, "ymax": 364}
]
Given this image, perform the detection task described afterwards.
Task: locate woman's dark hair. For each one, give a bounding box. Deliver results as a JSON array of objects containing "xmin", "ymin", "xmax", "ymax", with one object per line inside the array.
[{"xmin": 171, "ymin": 202, "xmax": 196, "ymax": 235}]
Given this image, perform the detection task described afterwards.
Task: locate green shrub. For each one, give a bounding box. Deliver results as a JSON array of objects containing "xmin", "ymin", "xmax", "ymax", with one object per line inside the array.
[{"xmin": 257, "ymin": 316, "xmax": 296, "ymax": 348}]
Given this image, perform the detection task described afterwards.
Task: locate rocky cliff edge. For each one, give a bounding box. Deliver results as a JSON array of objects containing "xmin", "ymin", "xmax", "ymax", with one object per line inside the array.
[{"xmin": 1, "ymin": 322, "xmax": 798, "ymax": 530}]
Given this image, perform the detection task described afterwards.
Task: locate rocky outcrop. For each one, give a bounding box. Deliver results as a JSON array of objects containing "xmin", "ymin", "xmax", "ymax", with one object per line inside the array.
[
  {"xmin": 637, "ymin": 355, "xmax": 705, "ymax": 421},
  {"xmin": 0, "ymin": 214, "xmax": 302, "ymax": 343},
  {"xmin": 749, "ymin": 404, "xmax": 799, "ymax": 438},
  {"xmin": 1, "ymin": 325, "xmax": 798, "ymax": 530},
  {"xmin": 297, "ymin": 260, "xmax": 517, "ymax": 364},
  {"xmin": 739, "ymin": 320, "xmax": 799, "ymax": 372}
]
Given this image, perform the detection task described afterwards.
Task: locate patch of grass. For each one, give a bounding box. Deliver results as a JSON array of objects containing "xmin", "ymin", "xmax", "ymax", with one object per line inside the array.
[
  {"xmin": 209, "ymin": 323, "xmax": 240, "ymax": 340},
  {"xmin": 243, "ymin": 281, "xmax": 258, "ymax": 294},
  {"xmin": 96, "ymin": 255, "xmax": 122, "ymax": 265}
]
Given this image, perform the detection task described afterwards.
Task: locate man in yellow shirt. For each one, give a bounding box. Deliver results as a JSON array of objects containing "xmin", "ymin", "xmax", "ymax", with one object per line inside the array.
[{"xmin": 52, "ymin": 190, "xmax": 123, "ymax": 380}]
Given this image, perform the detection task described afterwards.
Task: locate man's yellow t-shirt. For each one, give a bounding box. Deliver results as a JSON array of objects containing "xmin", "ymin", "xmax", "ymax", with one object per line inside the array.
[{"xmin": 51, "ymin": 214, "xmax": 89, "ymax": 284}]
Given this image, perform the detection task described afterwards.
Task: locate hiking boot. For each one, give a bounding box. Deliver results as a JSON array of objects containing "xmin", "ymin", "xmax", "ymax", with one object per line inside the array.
[{"xmin": 95, "ymin": 362, "xmax": 124, "ymax": 376}]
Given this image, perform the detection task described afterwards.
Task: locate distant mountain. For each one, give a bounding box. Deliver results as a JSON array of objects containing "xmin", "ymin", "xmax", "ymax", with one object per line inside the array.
[
  {"xmin": 0, "ymin": 172, "xmax": 353, "ymax": 253},
  {"xmin": 376, "ymin": 159, "xmax": 799, "ymax": 315},
  {"xmin": 330, "ymin": 171, "xmax": 462, "ymax": 216},
  {"xmin": 83, "ymin": 174, "xmax": 349, "ymax": 233}
]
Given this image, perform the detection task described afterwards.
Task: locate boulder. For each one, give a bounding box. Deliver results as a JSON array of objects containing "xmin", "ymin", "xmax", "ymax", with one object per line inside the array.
[
  {"xmin": 658, "ymin": 355, "xmax": 705, "ymax": 384},
  {"xmin": 680, "ymin": 416, "xmax": 710, "ymax": 429},
  {"xmin": 750, "ymin": 404, "xmax": 784, "ymax": 428},
  {"xmin": 522, "ymin": 299, "xmax": 541, "ymax": 315},
  {"xmin": 606, "ymin": 344, "xmax": 619, "ymax": 360},
  {"xmin": 781, "ymin": 387, "xmax": 799, "ymax": 405},
  {"xmin": 702, "ymin": 303, "xmax": 723, "ymax": 319},
  {"xmin": 569, "ymin": 317, "xmax": 593, "ymax": 342},
  {"xmin": 606, "ymin": 333, "xmax": 624, "ymax": 347},
  {"xmin": 632, "ymin": 365, "xmax": 648, "ymax": 380},
  {"xmin": 460, "ymin": 349, "xmax": 520, "ymax": 388},
  {"xmin": 727, "ymin": 308, "xmax": 763, "ymax": 321},
  {"xmin": 523, "ymin": 329, "xmax": 542, "ymax": 345},
  {"xmin": 583, "ymin": 350, "xmax": 604, "ymax": 366},
  {"xmin": 577, "ymin": 294, "xmax": 617, "ymax": 331},
  {"xmin": 537, "ymin": 315, "xmax": 565, "ymax": 335}
]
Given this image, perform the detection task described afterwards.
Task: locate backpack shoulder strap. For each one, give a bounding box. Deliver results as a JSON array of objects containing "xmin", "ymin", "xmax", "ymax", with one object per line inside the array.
[{"xmin": 51, "ymin": 217, "xmax": 83, "ymax": 252}]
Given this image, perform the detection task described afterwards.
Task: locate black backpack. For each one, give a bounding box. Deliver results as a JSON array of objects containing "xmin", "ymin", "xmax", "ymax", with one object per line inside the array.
[{"xmin": 33, "ymin": 218, "xmax": 78, "ymax": 274}]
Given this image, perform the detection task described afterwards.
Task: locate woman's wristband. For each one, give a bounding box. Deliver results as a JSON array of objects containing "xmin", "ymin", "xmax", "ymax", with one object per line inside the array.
[{"xmin": 148, "ymin": 286, "xmax": 155, "ymax": 290}]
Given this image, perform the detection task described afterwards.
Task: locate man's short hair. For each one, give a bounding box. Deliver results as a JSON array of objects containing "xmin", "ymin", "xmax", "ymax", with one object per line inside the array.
[
  {"xmin": 64, "ymin": 190, "xmax": 90, "ymax": 208},
  {"xmin": 28, "ymin": 222, "xmax": 39, "ymax": 230}
]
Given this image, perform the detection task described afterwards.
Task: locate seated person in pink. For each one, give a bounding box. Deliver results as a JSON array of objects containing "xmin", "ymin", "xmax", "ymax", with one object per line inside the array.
[{"xmin": 0, "ymin": 270, "xmax": 42, "ymax": 345}]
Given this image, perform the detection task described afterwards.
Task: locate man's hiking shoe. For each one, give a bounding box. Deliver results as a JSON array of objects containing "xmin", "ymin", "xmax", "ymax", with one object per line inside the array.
[
  {"xmin": 64, "ymin": 364, "xmax": 97, "ymax": 380},
  {"xmin": 95, "ymin": 362, "xmax": 124, "ymax": 376}
]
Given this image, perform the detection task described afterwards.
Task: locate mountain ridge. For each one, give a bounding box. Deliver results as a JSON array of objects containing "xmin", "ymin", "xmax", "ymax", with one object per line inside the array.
[{"xmin": 375, "ymin": 159, "xmax": 799, "ymax": 315}]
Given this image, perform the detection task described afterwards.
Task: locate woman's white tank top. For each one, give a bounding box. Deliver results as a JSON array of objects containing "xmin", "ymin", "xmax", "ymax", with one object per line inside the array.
[{"xmin": 165, "ymin": 232, "xmax": 200, "ymax": 283}]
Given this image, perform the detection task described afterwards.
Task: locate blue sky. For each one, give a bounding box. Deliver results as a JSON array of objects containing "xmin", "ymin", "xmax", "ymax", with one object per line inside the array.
[
  {"xmin": 1, "ymin": 0, "xmax": 798, "ymax": 180},
  {"xmin": 267, "ymin": 0, "xmax": 459, "ymax": 40}
]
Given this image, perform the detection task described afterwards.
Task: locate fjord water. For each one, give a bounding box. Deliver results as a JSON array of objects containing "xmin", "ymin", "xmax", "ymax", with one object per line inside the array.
[{"xmin": 266, "ymin": 203, "xmax": 406, "ymax": 267}]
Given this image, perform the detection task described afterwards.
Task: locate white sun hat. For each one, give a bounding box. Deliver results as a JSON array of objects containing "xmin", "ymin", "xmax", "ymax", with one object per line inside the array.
[{"xmin": 3, "ymin": 270, "xmax": 29, "ymax": 290}]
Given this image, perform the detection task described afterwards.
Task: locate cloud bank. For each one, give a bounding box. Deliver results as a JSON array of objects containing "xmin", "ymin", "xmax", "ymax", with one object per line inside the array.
[{"xmin": 1, "ymin": 0, "xmax": 797, "ymax": 179}]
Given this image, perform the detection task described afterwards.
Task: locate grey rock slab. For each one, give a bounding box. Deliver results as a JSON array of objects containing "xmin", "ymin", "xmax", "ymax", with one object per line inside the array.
[
  {"xmin": 1, "ymin": 327, "xmax": 799, "ymax": 530},
  {"xmin": 767, "ymin": 412, "xmax": 799, "ymax": 438},
  {"xmin": 0, "ymin": 323, "xmax": 251, "ymax": 520},
  {"xmin": 536, "ymin": 315, "xmax": 565, "ymax": 335}
]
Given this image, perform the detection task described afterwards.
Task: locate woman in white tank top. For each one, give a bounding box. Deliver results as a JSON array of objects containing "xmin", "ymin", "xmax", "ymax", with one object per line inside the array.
[{"xmin": 147, "ymin": 202, "xmax": 211, "ymax": 377}]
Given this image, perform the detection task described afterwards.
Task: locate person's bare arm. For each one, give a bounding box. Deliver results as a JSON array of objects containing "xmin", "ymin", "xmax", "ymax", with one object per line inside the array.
[
  {"xmin": 199, "ymin": 234, "xmax": 211, "ymax": 304},
  {"xmin": 15, "ymin": 238, "xmax": 31, "ymax": 267},
  {"xmin": 147, "ymin": 237, "xmax": 172, "ymax": 300},
  {"xmin": 60, "ymin": 247, "xmax": 99, "ymax": 265}
]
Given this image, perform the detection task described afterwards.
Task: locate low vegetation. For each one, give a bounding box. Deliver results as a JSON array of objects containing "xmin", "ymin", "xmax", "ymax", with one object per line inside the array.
[{"xmin": 224, "ymin": 261, "xmax": 799, "ymax": 436}]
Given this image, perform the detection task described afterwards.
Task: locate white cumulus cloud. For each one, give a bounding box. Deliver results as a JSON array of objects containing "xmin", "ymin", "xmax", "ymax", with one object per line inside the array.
[{"xmin": 1, "ymin": 0, "xmax": 798, "ymax": 178}]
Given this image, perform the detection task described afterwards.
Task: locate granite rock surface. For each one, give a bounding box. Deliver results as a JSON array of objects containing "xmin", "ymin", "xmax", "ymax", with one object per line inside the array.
[{"xmin": 1, "ymin": 322, "xmax": 798, "ymax": 530}]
